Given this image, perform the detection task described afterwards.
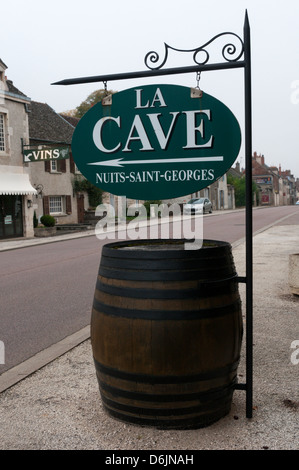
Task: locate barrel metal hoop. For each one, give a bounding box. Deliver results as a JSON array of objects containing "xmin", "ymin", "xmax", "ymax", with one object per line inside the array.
[
  {"xmin": 101, "ymin": 239, "xmax": 232, "ymax": 260},
  {"xmin": 99, "ymin": 377, "xmax": 237, "ymax": 404},
  {"xmin": 94, "ymin": 358, "xmax": 240, "ymax": 384},
  {"xmin": 93, "ymin": 297, "xmax": 241, "ymax": 320},
  {"xmin": 99, "ymin": 255, "xmax": 234, "ymax": 272},
  {"xmin": 96, "ymin": 276, "xmax": 239, "ymax": 299},
  {"xmin": 98, "ymin": 265, "xmax": 237, "ymax": 282},
  {"xmin": 100, "ymin": 390, "xmax": 233, "ymax": 418},
  {"xmin": 101, "ymin": 405, "xmax": 231, "ymax": 429}
]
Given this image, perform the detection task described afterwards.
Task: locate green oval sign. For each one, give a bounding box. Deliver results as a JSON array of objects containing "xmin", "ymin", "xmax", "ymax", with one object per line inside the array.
[{"xmin": 71, "ymin": 84, "xmax": 241, "ymax": 200}]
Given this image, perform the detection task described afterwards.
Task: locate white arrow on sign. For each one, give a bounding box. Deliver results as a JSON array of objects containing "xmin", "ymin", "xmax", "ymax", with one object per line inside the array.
[{"xmin": 87, "ymin": 156, "xmax": 224, "ymax": 168}]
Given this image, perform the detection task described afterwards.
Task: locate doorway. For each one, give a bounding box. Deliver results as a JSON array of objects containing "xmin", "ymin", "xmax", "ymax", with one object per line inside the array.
[
  {"xmin": 76, "ymin": 194, "xmax": 85, "ymax": 224},
  {"xmin": 0, "ymin": 195, "xmax": 23, "ymax": 239}
]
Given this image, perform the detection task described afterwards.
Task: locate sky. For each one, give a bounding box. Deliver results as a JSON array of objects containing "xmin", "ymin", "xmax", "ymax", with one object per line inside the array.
[{"xmin": 1, "ymin": 0, "xmax": 299, "ymax": 178}]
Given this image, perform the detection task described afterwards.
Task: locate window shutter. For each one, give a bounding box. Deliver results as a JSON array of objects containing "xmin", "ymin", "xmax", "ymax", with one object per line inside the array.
[
  {"xmin": 69, "ymin": 153, "xmax": 75, "ymax": 173},
  {"xmin": 60, "ymin": 159, "xmax": 66, "ymax": 172},
  {"xmin": 43, "ymin": 196, "xmax": 50, "ymax": 215},
  {"xmin": 45, "ymin": 161, "xmax": 50, "ymax": 172},
  {"xmin": 66, "ymin": 195, "xmax": 72, "ymax": 214}
]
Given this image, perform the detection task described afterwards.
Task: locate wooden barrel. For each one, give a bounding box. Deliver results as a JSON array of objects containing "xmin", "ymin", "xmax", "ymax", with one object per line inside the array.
[{"xmin": 91, "ymin": 239, "xmax": 243, "ymax": 429}]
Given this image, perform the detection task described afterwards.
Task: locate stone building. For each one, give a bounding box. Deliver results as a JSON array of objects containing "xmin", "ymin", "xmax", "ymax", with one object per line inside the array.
[
  {"xmin": 207, "ymin": 173, "xmax": 235, "ymax": 211},
  {"xmin": 252, "ymin": 152, "xmax": 296, "ymax": 206},
  {"xmin": 0, "ymin": 59, "xmax": 36, "ymax": 239},
  {"xmin": 280, "ymin": 169, "xmax": 296, "ymax": 205},
  {"xmin": 28, "ymin": 101, "xmax": 89, "ymax": 225},
  {"xmin": 252, "ymin": 152, "xmax": 280, "ymax": 206}
]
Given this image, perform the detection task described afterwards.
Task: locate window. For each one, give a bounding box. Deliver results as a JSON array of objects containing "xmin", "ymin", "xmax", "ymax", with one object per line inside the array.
[
  {"xmin": 43, "ymin": 195, "xmax": 71, "ymax": 216},
  {"xmin": 0, "ymin": 113, "xmax": 5, "ymax": 152},
  {"xmin": 45, "ymin": 159, "xmax": 66, "ymax": 173},
  {"xmin": 51, "ymin": 160, "xmax": 57, "ymax": 172},
  {"xmin": 49, "ymin": 196, "xmax": 63, "ymax": 214}
]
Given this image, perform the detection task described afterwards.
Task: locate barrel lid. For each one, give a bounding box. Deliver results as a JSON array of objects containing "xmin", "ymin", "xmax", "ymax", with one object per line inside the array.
[{"xmin": 102, "ymin": 239, "xmax": 232, "ymax": 258}]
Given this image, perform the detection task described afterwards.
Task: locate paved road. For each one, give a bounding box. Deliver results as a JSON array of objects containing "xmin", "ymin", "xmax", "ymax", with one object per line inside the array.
[
  {"xmin": 0, "ymin": 205, "xmax": 298, "ymax": 375},
  {"xmin": 203, "ymin": 205, "xmax": 298, "ymax": 242}
]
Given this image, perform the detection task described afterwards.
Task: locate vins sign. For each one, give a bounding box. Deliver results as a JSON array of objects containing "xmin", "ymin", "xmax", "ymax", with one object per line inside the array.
[
  {"xmin": 23, "ymin": 146, "xmax": 69, "ymax": 163},
  {"xmin": 71, "ymin": 84, "xmax": 241, "ymax": 200}
]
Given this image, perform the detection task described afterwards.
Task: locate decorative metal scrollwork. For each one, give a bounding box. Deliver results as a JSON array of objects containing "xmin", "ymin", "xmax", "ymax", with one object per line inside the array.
[
  {"xmin": 34, "ymin": 184, "xmax": 44, "ymax": 199},
  {"xmin": 144, "ymin": 32, "xmax": 244, "ymax": 70}
]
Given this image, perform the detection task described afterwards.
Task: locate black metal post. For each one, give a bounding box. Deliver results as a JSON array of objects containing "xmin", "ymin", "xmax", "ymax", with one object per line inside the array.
[
  {"xmin": 244, "ymin": 10, "xmax": 253, "ymax": 419},
  {"xmin": 52, "ymin": 11, "xmax": 254, "ymax": 419}
]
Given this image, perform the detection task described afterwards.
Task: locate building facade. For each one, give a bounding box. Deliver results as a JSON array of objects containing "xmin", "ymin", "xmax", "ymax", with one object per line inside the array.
[
  {"xmin": 0, "ymin": 59, "xmax": 36, "ymax": 239},
  {"xmin": 252, "ymin": 152, "xmax": 296, "ymax": 206},
  {"xmin": 27, "ymin": 101, "xmax": 89, "ymax": 226}
]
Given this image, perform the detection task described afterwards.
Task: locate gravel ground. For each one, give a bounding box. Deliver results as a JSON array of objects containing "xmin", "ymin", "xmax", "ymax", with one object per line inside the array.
[{"xmin": 0, "ymin": 225, "xmax": 298, "ymax": 451}]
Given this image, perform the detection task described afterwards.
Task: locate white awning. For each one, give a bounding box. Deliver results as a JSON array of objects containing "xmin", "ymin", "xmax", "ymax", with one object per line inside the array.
[{"xmin": 0, "ymin": 173, "xmax": 37, "ymax": 196}]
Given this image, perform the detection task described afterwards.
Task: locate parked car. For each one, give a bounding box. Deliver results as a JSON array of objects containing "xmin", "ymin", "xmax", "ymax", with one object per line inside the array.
[
  {"xmin": 183, "ymin": 198, "xmax": 213, "ymax": 215},
  {"xmin": 296, "ymin": 201, "xmax": 299, "ymax": 205}
]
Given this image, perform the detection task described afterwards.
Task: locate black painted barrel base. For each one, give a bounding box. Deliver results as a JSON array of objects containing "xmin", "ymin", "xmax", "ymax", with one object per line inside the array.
[
  {"xmin": 100, "ymin": 396, "xmax": 234, "ymax": 430},
  {"xmin": 94, "ymin": 359, "xmax": 238, "ymax": 429},
  {"xmin": 91, "ymin": 239, "xmax": 243, "ymax": 429}
]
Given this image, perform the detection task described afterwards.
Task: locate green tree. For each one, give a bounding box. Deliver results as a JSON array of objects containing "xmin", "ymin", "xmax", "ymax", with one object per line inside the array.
[
  {"xmin": 74, "ymin": 89, "xmax": 116, "ymax": 118},
  {"xmin": 72, "ymin": 176, "xmax": 103, "ymax": 208},
  {"xmin": 227, "ymin": 174, "xmax": 259, "ymax": 207}
]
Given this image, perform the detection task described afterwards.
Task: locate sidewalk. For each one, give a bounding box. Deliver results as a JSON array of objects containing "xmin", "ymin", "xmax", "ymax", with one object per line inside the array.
[
  {"xmin": 0, "ymin": 207, "xmax": 247, "ymax": 252},
  {"xmin": 0, "ymin": 226, "xmax": 96, "ymax": 252},
  {"xmin": 0, "ymin": 216, "xmax": 298, "ymax": 450}
]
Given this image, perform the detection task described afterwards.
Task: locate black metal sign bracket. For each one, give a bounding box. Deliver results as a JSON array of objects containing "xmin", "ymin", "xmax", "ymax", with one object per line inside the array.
[{"xmin": 53, "ymin": 10, "xmax": 253, "ymax": 420}]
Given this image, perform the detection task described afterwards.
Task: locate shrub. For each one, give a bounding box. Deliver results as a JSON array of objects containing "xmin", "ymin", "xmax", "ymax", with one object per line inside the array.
[{"xmin": 40, "ymin": 214, "xmax": 56, "ymax": 227}]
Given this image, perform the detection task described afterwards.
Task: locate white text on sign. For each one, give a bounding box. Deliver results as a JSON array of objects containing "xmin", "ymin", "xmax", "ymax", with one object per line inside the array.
[{"xmin": 92, "ymin": 88, "xmax": 214, "ymax": 154}]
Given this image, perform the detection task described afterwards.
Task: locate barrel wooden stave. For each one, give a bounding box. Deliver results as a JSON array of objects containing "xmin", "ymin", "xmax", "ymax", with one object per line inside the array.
[{"xmin": 91, "ymin": 239, "xmax": 243, "ymax": 429}]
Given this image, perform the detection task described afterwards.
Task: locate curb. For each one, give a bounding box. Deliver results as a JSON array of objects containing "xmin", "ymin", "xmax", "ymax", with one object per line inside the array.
[{"xmin": 0, "ymin": 326, "xmax": 90, "ymax": 393}]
